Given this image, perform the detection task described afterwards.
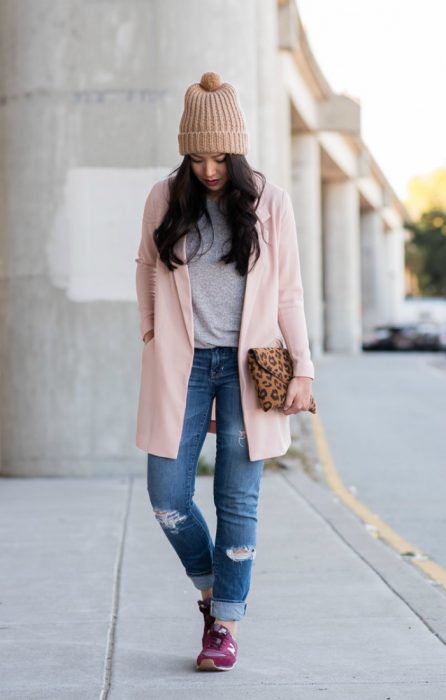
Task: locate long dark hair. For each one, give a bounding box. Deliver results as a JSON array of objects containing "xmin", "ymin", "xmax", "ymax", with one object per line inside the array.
[{"xmin": 153, "ymin": 154, "xmax": 267, "ymax": 275}]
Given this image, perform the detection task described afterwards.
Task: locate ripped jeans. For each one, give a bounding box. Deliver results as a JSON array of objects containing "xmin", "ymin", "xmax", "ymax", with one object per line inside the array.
[{"xmin": 146, "ymin": 346, "xmax": 265, "ymax": 621}]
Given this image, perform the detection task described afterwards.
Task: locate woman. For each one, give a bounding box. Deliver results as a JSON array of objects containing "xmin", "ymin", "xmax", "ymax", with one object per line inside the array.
[{"xmin": 135, "ymin": 72, "xmax": 315, "ymax": 672}]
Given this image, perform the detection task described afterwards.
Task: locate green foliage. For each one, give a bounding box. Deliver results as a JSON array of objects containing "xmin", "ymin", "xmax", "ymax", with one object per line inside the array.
[
  {"xmin": 197, "ymin": 456, "xmax": 214, "ymax": 475},
  {"xmin": 404, "ymin": 209, "xmax": 446, "ymax": 296}
]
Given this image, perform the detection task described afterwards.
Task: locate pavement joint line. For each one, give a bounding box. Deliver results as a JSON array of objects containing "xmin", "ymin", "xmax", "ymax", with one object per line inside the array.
[
  {"xmin": 309, "ymin": 409, "xmax": 446, "ymax": 590},
  {"xmin": 99, "ymin": 476, "xmax": 134, "ymax": 700},
  {"xmin": 278, "ymin": 468, "xmax": 446, "ymax": 647}
]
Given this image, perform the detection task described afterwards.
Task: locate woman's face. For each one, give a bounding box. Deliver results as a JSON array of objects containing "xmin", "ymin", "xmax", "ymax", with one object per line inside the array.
[{"xmin": 189, "ymin": 152, "xmax": 229, "ymax": 197}]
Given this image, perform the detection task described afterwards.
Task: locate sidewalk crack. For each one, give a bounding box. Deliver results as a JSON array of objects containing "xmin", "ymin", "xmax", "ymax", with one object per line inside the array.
[{"xmin": 99, "ymin": 477, "xmax": 134, "ymax": 699}]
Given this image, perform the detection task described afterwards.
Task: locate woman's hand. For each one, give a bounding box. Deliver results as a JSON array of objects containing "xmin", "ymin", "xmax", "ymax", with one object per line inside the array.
[
  {"xmin": 143, "ymin": 329, "xmax": 154, "ymax": 344},
  {"xmin": 281, "ymin": 377, "xmax": 313, "ymax": 415}
]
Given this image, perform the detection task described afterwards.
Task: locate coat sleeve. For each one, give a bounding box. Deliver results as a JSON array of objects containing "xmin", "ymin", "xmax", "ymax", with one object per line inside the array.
[
  {"xmin": 277, "ymin": 189, "xmax": 315, "ymax": 379},
  {"xmin": 135, "ymin": 186, "xmax": 159, "ymax": 342}
]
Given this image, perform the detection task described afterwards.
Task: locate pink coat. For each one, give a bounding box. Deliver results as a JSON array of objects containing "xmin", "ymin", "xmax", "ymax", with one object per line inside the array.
[{"xmin": 135, "ymin": 175, "xmax": 315, "ymax": 461}]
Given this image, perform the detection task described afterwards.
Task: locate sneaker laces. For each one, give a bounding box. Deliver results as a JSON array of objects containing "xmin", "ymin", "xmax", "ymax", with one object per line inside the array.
[{"xmin": 206, "ymin": 625, "xmax": 229, "ymax": 650}]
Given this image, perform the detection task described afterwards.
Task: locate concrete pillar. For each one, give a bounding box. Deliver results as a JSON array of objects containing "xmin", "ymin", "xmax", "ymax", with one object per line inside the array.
[
  {"xmin": 254, "ymin": 0, "xmax": 281, "ymax": 181},
  {"xmin": 0, "ymin": 0, "xmax": 259, "ymax": 476},
  {"xmin": 360, "ymin": 209, "xmax": 387, "ymax": 334},
  {"xmin": 276, "ymin": 90, "xmax": 292, "ymax": 192},
  {"xmin": 383, "ymin": 227, "xmax": 406, "ymax": 324},
  {"xmin": 322, "ymin": 180, "xmax": 362, "ymax": 353},
  {"xmin": 290, "ymin": 133, "xmax": 323, "ymax": 360}
]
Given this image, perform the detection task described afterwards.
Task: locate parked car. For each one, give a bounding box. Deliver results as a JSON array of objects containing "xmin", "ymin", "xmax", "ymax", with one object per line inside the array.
[{"xmin": 362, "ymin": 322, "xmax": 446, "ymax": 351}]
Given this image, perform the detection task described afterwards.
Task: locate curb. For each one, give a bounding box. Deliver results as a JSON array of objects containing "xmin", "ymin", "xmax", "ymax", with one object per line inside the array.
[
  {"xmin": 277, "ymin": 411, "xmax": 446, "ymax": 646},
  {"xmin": 311, "ymin": 411, "xmax": 446, "ymax": 590}
]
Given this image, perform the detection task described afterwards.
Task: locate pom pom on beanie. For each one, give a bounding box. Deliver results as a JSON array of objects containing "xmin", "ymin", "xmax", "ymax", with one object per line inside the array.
[{"xmin": 199, "ymin": 72, "xmax": 222, "ymax": 91}]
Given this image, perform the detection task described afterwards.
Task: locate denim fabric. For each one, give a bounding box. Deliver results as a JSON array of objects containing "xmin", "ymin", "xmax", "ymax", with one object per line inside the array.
[{"xmin": 146, "ymin": 346, "xmax": 265, "ymax": 621}]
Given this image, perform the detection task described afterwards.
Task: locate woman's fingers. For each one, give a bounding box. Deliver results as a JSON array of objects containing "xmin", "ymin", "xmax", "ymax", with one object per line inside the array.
[{"xmin": 282, "ymin": 389, "xmax": 311, "ymax": 414}]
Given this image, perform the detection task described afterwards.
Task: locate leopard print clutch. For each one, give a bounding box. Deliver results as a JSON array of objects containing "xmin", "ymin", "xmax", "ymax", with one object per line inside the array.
[{"xmin": 247, "ymin": 347, "xmax": 317, "ymax": 414}]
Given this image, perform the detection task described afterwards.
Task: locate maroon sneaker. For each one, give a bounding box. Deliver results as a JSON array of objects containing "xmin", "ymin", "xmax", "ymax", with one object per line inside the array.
[
  {"xmin": 197, "ymin": 597, "xmax": 215, "ymax": 647},
  {"xmin": 196, "ymin": 622, "xmax": 238, "ymax": 671}
]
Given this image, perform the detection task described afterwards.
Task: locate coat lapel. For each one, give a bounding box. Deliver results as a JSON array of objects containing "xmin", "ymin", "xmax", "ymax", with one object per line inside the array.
[
  {"xmin": 238, "ymin": 201, "xmax": 271, "ymax": 345},
  {"xmin": 173, "ymin": 199, "xmax": 271, "ymax": 349}
]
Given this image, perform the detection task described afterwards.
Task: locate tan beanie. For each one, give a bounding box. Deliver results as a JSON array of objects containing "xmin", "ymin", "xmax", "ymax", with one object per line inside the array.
[{"xmin": 178, "ymin": 72, "xmax": 248, "ymax": 155}]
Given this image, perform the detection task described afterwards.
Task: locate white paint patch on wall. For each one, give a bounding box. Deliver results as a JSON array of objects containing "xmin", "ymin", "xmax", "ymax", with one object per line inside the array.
[{"xmin": 47, "ymin": 167, "xmax": 170, "ymax": 302}]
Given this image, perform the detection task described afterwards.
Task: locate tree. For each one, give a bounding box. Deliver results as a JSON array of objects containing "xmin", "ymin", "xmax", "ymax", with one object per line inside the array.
[
  {"xmin": 404, "ymin": 209, "xmax": 446, "ymax": 297},
  {"xmin": 405, "ymin": 168, "xmax": 446, "ymax": 220}
]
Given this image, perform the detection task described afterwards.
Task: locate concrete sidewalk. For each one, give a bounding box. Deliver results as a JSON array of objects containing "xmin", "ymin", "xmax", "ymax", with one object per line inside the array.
[{"xmin": 1, "ymin": 464, "xmax": 446, "ymax": 699}]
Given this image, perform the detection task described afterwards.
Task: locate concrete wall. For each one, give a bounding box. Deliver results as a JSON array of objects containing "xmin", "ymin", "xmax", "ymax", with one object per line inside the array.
[{"xmin": 0, "ymin": 0, "xmax": 272, "ymax": 475}]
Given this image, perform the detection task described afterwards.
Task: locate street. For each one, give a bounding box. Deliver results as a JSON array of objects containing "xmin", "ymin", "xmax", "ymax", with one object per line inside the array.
[{"xmin": 313, "ymin": 350, "xmax": 446, "ymax": 569}]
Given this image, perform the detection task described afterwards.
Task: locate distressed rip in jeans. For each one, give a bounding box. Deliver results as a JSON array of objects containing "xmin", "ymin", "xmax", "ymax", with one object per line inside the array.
[{"xmin": 146, "ymin": 346, "xmax": 265, "ymax": 621}]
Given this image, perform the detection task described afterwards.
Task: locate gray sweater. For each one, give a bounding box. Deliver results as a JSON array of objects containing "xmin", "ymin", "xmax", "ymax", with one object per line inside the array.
[{"xmin": 185, "ymin": 197, "xmax": 247, "ymax": 348}]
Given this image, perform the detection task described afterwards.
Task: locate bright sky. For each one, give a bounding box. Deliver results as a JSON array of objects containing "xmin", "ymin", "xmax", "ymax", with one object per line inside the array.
[{"xmin": 296, "ymin": 0, "xmax": 446, "ymax": 203}]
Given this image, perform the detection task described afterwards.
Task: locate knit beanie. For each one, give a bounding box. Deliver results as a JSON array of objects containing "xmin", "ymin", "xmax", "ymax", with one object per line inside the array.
[{"xmin": 178, "ymin": 72, "xmax": 248, "ymax": 155}]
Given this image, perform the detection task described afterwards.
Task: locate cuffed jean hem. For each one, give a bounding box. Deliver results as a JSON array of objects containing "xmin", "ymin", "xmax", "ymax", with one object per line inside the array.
[
  {"xmin": 189, "ymin": 573, "xmax": 215, "ymax": 591},
  {"xmin": 211, "ymin": 599, "xmax": 247, "ymax": 621}
]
